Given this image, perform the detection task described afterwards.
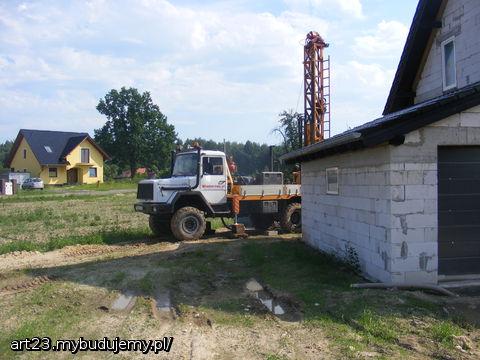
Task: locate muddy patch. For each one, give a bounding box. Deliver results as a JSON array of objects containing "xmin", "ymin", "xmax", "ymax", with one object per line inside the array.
[
  {"xmin": 245, "ymin": 278, "xmax": 302, "ymax": 322},
  {"xmin": 0, "ymin": 275, "xmax": 58, "ymax": 295},
  {"xmin": 110, "ymin": 290, "xmax": 137, "ymax": 312},
  {"xmin": 151, "ymin": 289, "xmax": 175, "ymax": 320}
]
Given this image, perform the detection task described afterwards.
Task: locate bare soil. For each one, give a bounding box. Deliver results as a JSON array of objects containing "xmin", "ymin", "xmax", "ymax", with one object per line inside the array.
[{"xmin": 0, "ymin": 234, "xmax": 479, "ymax": 359}]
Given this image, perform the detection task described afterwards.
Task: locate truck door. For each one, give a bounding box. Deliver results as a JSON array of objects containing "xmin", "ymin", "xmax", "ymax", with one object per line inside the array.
[{"xmin": 200, "ymin": 156, "xmax": 227, "ymax": 204}]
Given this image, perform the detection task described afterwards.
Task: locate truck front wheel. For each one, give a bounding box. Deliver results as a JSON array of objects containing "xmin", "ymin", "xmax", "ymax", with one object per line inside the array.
[
  {"xmin": 171, "ymin": 207, "xmax": 206, "ymax": 241},
  {"xmin": 280, "ymin": 203, "xmax": 301, "ymax": 233},
  {"xmin": 149, "ymin": 215, "xmax": 172, "ymax": 236}
]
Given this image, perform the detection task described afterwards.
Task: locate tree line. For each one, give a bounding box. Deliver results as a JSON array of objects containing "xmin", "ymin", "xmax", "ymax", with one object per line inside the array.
[{"xmin": 0, "ymin": 87, "xmax": 302, "ymax": 179}]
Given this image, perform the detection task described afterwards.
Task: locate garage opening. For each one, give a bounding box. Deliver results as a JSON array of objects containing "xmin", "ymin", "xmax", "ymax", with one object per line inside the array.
[{"xmin": 438, "ymin": 146, "xmax": 480, "ymax": 275}]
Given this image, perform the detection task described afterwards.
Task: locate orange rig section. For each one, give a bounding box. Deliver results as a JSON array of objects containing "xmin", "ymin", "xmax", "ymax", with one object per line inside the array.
[{"xmin": 303, "ymin": 31, "xmax": 330, "ymax": 146}]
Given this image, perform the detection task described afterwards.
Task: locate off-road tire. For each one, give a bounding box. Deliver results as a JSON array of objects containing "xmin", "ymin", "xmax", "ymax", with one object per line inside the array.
[
  {"xmin": 171, "ymin": 207, "xmax": 206, "ymax": 241},
  {"xmin": 251, "ymin": 214, "xmax": 275, "ymax": 232},
  {"xmin": 280, "ymin": 203, "xmax": 301, "ymax": 233},
  {"xmin": 149, "ymin": 215, "xmax": 172, "ymax": 236}
]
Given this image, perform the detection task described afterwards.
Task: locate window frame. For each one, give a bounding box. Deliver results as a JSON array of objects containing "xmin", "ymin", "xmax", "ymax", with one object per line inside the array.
[
  {"xmin": 89, "ymin": 167, "xmax": 97, "ymax": 177},
  {"xmin": 49, "ymin": 167, "xmax": 58, "ymax": 178},
  {"xmin": 441, "ymin": 36, "xmax": 457, "ymax": 91},
  {"xmin": 23, "ymin": 149, "xmax": 27, "ymax": 159},
  {"xmin": 202, "ymin": 156, "xmax": 224, "ymax": 176},
  {"xmin": 326, "ymin": 167, "xmax": 339, "ymax": 195},
  {"xmin": 81, "ymin": 148, "xmax": 90, "ymax": 164}
]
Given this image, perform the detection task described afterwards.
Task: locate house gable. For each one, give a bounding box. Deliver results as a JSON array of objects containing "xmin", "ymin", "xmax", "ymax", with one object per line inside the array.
[
  {"xmin": 384, "ymin": 0, "xmax": 480, "ymax": 114},
  {"xmin": 65, "ymin": 138, "xmax": 105, "ymax": 183},
  {"xmin": 414, "ymin": 0, "xmax": 480, "ymax": 104},
  {"xmin": 8, "ymin": 136, "xmax": 42, "ymax": 176}
]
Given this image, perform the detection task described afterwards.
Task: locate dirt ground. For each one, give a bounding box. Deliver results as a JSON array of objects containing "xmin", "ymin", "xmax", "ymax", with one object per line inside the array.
[{"xmin": 0, "ymin": 234, "xmax": 479, "ymax": 360}]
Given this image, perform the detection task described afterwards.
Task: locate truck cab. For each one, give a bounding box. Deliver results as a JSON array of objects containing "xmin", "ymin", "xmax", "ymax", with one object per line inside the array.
[{"xmin": 135, "ymin": 146, "xmax": 301, "ymax": 241}]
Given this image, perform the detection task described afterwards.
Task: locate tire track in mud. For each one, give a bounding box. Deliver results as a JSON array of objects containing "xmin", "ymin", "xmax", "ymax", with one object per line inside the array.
[
  {"xmin": 0, "ymin": 250, "xmax": 42, "ymax": 259},
  {"xmin": 0, "ymin": 275, "xmax": 58, "ymax": 295}
]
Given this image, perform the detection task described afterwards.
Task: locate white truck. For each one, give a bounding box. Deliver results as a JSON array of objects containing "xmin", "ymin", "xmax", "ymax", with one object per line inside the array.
[{"xmin": 134, "ymin": 145, "xmax": 301, "ymax": 241}]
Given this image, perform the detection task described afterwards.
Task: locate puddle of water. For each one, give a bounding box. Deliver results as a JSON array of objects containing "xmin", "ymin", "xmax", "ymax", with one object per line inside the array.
[
  {"xmin": 254, "ymin": 290, "xmax": 286, "ymax": 315},
  {"xmin": 246, "ymin": 278, "xmax": 286, "ymax": 316},
  {"xmin": 111, "ymin": 291, "xmax": 136, "ymax": 311},
  {"xmin": 155, "ymin": 290, "xmax": 171, "ymax": 312}
]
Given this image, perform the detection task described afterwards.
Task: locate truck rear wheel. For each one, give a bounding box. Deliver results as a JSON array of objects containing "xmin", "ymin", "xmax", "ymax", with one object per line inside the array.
[
  {"xmin": 171, "ymin": 207, "xmax": 206, "ymax": 241},
  {"xmin": 280, "ymin": 203, "xmax": 301, "ymax": 233},
  {"xmin": 149, "ymin": 215, "xmax": 172, "ymax": 236}
]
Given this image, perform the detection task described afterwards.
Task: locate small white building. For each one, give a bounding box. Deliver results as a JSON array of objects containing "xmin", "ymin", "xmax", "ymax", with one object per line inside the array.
[{"xmin": 281, "ymin": 0, "xmax": 480, "ymax": 284}]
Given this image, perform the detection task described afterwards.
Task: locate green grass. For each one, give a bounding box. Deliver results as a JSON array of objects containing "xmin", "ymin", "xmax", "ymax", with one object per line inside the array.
[
  {"xmin": 139, "ymin": 272, "xmax": 154, "ymax": 294},
  {"xmin": 0, "ymin": 193, "xmax": 113, "ymax": 204},
  {"xmin": 356, "ymin": 309, "xmax": 397, "ymax": 343},
  {"xmin": 54, "ymin": 179, "xmax": 139, "ymax": 191},
  {"xmin": 0, "ymin": 227, "xmax": 154, "ymax": 255},
  {"xmin": 429, "ymin": 320, "xmax": 463, "ymax": 346},
  {"xmin": 0, "ymin": 283, "xmax": 88, "ymax": 358},
  {"xmin": 111, "ymin": 272, "xmax": 127, "ymax": 286}
]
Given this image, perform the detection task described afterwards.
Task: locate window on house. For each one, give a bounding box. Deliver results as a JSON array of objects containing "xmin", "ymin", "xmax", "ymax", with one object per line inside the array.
[
  {"xmin": 23, "ymin": 149, "xmax": 27, "ymax": 159},
  {"xmin": 49, "ymin": 167, "xmax": 57, "ymax": 177},
  {"xmin": 81, "ymin": 148, "xmax": 90, "ymax": 163},
  {"xmin": 89, "ymin": 167, "xmax": 97, "ymax": 177},
  {"xmin": 442, "ymin": 37, "xmax": 456, "ymax": 91},
  {"xmin": 44, "ymin": 146, "xmax": 52, "ymax": 153},
  {"xmin": 11, "ymin": 168, "xmax": 14, "ymax": 172},
  {"xmin": 326, "ymin": 167, "xmax": 339, "ymax": 195}
]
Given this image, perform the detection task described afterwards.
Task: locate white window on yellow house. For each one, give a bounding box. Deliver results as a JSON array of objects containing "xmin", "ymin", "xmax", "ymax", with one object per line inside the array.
[
  {"xmin": 89, "ymin": 167, "xmax": 97, "ymax": 177},
  {"xmin": 49, "ymin": 168, "xmax": 57, "ymax": 177},
  {"xmin": 23, "ymin": 149, "xmax": 27, "ymax": 159},
  {"xmin": 81, "ymin": 148, "xmax": 90, "ymax": 163}
]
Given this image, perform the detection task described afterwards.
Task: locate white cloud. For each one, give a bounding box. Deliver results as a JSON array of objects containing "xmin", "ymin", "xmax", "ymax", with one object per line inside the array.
[
  {"xmin": 284, "ymin": 0, "xmax": 363, "ymax": 19},
  {"xmin": 0, "ymin": 0, "xmax": 410, "ymax": 145},
  {"xmin": 352, "ymin": 20, "xmax": 409, "ymax": 59},
  {"xmin": 0, "ymin": 0, "xmax": 332, "ymax": 143}
]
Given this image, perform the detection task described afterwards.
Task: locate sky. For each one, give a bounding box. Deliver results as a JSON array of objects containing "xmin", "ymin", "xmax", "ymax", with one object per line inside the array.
[{"xmin": 0, "ymin": 0, "xmax": 420, "ymax": 145}]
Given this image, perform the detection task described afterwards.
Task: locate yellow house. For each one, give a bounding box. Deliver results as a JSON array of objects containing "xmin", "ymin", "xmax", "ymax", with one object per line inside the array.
[{"xmin": 4, "ymin": 129, "xmax": 110, "ymax": 185}]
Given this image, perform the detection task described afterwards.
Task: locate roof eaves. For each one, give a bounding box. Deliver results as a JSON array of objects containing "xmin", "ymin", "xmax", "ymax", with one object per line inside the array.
[
  {"xmin": 383, "ymin": 0, "xmax": 444, "ymax": 115},
  {"xmin": 280, "ymin": 132, "xmax": 362, "ymax": 164},
  {"xmin": 282, "ymin": 81, "xmax": 480, "ymax": 164}
]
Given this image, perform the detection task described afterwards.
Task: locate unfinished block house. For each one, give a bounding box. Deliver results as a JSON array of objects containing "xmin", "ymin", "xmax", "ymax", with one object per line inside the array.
[{"xmin": 282, "ymin": 0, "xmax": 480, "ymax": 284}]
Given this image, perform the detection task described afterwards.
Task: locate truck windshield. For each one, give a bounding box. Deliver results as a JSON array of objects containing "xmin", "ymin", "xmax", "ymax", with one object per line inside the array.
[{"xmin": 172, "ymin": 153, "xmax": 198, "ymax": 177}]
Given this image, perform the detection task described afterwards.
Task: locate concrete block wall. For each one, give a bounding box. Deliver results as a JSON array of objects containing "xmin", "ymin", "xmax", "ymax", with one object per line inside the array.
[
  {"xmin": 301, "ymin": 145, "xmax": 393, "ymax": 283},
  {"xmin": 301, "ymin": 105, "xmax": 480, "ymax": 285},
  {"xmin": 389, "ymin": 104, "xmax": 480, "ymax": 284},
  {"xmin": 415, "ymin": 0, "xmax": 480, "ymax": 104}
]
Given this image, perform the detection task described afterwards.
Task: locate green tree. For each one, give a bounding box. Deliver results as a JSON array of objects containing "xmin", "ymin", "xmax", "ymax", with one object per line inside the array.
[
  {"xmin": 0, "ymin": 140, "xmax": 14, "ymax": 172},
  {"xmin": 272, "ymin": 110, "xmax": 303, "ymax": 153},
  {"xmin": 94, "ymin": 87, "xmax": 177, "ymax": 178},
  {"xmin": 103, "ymin": 163, "xmax": 119, "ymax": 181}
]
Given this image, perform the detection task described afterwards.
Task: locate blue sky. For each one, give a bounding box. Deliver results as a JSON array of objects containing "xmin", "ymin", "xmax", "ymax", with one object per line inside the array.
[{"xmin": 0, "ymin": 0, "xmax": 419, "ymax": 145}]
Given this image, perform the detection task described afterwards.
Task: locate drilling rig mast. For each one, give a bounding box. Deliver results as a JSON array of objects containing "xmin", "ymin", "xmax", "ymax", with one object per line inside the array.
[{"xmin": 303, "ymin": 31, "xmax": 330, "ymax": 146}]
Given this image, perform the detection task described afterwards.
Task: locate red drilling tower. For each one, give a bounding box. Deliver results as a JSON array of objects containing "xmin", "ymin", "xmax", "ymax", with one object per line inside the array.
[{"xmin": 303, "ymin": 31, "xmax": 330, "ymax": 146}]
